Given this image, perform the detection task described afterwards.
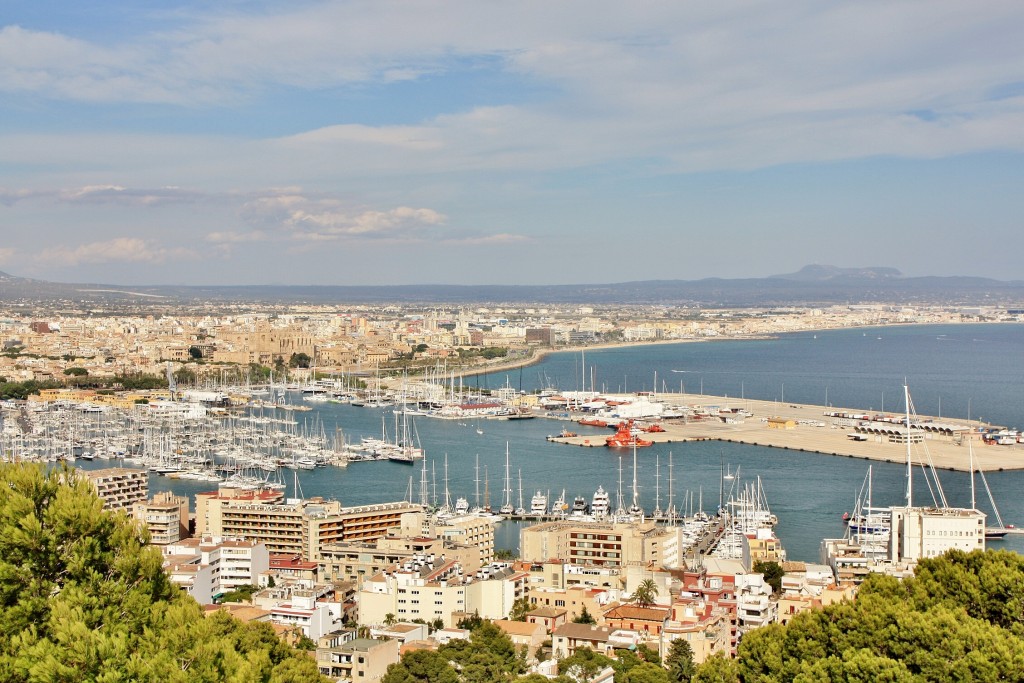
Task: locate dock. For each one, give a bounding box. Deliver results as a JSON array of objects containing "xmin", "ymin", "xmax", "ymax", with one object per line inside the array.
[{"xmin": 546, "ymin": 392, "xmax": 1024, "ymax": 473}]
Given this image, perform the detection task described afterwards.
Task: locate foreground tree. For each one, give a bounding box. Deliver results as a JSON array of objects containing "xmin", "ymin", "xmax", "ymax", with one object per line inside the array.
[
  {"xmin": 558, "ymin": 648, "xmax": 614, "ymax": 683},
  {"xmin": 0, "ymin": 462, "xmax": 325, "ymax": 683},
  {"xmin": 711, "ymin": 549, "xmax": 1024, "ymax": 682}
]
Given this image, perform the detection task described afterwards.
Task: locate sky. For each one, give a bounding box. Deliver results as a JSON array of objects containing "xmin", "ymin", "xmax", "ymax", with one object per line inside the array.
[{"xmin": 2, "ymin": 1, "xmax": 1023, "ymax": 287}]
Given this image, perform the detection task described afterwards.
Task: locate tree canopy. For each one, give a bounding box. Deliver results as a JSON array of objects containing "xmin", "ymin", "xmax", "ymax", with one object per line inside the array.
[
  {"xmin": 0, "ymin": 462, "xmax": 325, "ymax": 683},
  {"xmin": 713, "ymin": 549, "xmax": 1024, "ymax": 682},
  {"xmin": 383, "ymin": 621, "xmax": 526, "ymax": 683}
]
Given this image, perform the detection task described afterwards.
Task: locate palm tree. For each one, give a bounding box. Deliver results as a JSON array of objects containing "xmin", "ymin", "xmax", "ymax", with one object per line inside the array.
[
  {"xmin": 383, "ymin": 613, "xmax": 397, "ymax": 627},
  {"xmin": 631, "ymin": 578, "xmax": 658, "ymax": 607}
]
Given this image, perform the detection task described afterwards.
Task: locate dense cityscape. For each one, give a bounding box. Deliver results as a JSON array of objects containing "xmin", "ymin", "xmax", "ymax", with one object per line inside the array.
[
  {"xmin": 3, "ymin": 294, "xmax": 1024, "ymax": 681},
  {"xmin": 5, "ymin": 1, "xmax": 1024, "ymax": 679}
]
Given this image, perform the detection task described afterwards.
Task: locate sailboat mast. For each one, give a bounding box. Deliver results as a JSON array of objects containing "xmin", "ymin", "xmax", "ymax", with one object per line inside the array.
[
  {"xmin": 631, "ymin": 440, "xmax": 640, "ymax": 513},
  {"xmin": 419, "ymin": 459, "xmax": 429, "ymax": 508},
  {"xmin": 475, "ymin": 455, "xmax": 481, "ymax": 509},
  {"xmin": 667, "ymin": 452, "xmax": 675, "ymax": 518},
  {"xmin": 904, "ymin": 384, "xmax": 912, "ymax": 507},
  {"xmin": 654, "ymin": 453, "xmax": 661, "ymax": 517},
  {"xmin": 444, "ymin": 454, "xmax": 452, "ymax": 512},
  {"xmin": 969, "ymin": 441, "xmax": 976, "ymax": 510}
]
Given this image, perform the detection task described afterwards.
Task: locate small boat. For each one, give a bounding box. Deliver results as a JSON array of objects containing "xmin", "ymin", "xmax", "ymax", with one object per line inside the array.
[{"xmin": 578, "ymin": 418, "xmax": 608, "ymax": 427}]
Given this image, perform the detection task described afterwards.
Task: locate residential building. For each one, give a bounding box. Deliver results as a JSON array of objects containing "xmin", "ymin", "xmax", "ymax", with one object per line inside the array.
[
  {"xmin": 316, "ymin": 638, "xmax": 400, "ymax": 683},
  {"xmin": 133, "ymin": 490, "xmax": 189, "ymax": 544},
  {"xmin": 888, "ymin": 505, "xmax": 985, "ymax": 563},
  {"xmin": 519, "ymin": 520, "xmax": 680, "ymax": 568},
  {"xmin": 162, "ymin": 536, "xmax": 270, "ymax": 604},
  {"xmin": 197, "ymin": 489, "xmax": 420, "ymax": 560},
  {"xmin": 493, "ymin": 620, "xmax": 547, "ymax": 658},
  {"xmin": 83, "ymin": 467, "xmax": 148, "ymax": 511},
  {"xmin": 358, "ymin": 557, "xmax": 528, "ymax": 628}
]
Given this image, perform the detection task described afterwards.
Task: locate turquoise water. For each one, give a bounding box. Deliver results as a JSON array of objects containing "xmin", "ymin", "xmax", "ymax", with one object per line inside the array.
[{"xmin": 84, "ymin": 323, "xmax": 1024, "ymax": 562}]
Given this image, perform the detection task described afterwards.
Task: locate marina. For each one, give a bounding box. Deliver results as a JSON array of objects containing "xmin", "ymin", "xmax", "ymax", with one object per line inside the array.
[{"xmin": 6, "ymin": 322, "xmax": 1022, "ymax": 562}]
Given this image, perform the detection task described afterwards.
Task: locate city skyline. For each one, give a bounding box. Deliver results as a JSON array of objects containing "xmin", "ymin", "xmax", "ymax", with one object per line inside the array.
[{"xmin": 2, "ymin": 1, "xmax": 1023, "ymax": 286}]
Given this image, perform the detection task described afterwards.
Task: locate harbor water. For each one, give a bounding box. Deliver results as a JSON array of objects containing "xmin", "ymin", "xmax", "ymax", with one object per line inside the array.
[{"xmin": 84, "ymin": 323, "xmax": 1024, "ymax": 562}]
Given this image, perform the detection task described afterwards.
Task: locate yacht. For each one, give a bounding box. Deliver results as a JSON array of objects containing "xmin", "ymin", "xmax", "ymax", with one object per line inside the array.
[
  {"xmin": 570, "ymin": 496, "xmax": 590, "ymax": 516},
  {"xmin": 550, "ymin": 489, "xmax": 568, "ymax": 516},
  {"xmin": 531, "ymin": 490, "xmax": 548, "ymax": 515},
  {"xmin": 591, "ymin": 486, "xmax": 610, "ymax": 518}
]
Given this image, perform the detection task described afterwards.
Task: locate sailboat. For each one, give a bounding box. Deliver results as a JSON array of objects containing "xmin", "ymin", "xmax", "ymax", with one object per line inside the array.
[
  {"xmin": 499, "ymin": 442, "xmax": 514, "ymax": 515},
  {"xmin": 515, "ymin": 469, "xmax": 526, "ymax": 516},
  {"xmin": 970, "ymin": 439, "xmax": 1010, "ymax": 540}
]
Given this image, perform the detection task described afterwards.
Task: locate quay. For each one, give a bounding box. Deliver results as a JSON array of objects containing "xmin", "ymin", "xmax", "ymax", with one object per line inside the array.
[{"xmin": 545, "ymin": 392, "xmax": 1024, "ymax": 473}]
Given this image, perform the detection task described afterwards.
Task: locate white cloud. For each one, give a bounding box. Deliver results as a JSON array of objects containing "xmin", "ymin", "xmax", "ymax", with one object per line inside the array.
[
  {"xmin": 239, "ymin": 192, "xmax": 448, "ymax": 241},
  {"xmin": 35, "ymin": 237, "xmax": 196, "ymax": 266},
  {"xmin": 1, "ymin": 2, "xmax": 1022, "ymax": 181}
]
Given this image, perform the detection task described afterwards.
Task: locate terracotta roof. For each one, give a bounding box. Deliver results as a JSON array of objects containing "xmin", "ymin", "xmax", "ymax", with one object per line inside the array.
[
  {"xmin": 603, "ymin": 604, "xmax": 670, "ymax": 621},
  {"xmin": 552, "ymin": 623, "xmax": 611, "ymax": 641},
  {"xmin": 493, "ymin": 620, "xmax": 545, "ymax": 637}
]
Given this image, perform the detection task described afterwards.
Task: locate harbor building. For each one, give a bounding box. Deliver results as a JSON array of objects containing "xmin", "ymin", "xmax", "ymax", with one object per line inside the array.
[
  {"xmin": 82, "ymin": 467, "xmax": 148, "ymax": 511},
  {"xmin": 741, "ymin": 528, "xmax": 785, "ymax": 571},
  {"xmin": 397, "ymin": 510, "xmax": 497, "ymax": 567}
]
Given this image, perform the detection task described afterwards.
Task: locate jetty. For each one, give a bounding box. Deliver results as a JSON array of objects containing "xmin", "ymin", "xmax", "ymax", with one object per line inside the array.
[{"xmin": 546, "ymin": 392, "xmax": 1024, "ymax": 473}]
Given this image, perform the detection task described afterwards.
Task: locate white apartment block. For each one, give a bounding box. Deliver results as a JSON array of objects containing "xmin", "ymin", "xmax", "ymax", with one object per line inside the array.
[
  {"xmin": 162, "ymin": 536, "xmax": 270, "ymax": 604},
  {"xmin": 888, "ymin": 505, "xmax": 986, "ymax": 563}
]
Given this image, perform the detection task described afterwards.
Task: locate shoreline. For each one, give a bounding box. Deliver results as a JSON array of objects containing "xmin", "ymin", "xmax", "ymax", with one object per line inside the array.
[{"xmin": 417, "ymin": 318, "xmax": 960, "ymax": 381}]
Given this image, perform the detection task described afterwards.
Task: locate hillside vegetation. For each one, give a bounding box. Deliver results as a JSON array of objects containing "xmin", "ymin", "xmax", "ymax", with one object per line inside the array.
[{"xmin": 0, "ymin": 462, "xmax": 325, "ymax": 683}]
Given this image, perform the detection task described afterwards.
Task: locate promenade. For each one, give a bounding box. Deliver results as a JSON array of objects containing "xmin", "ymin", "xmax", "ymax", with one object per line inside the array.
[{"xmin": 547, "ymin": 392, "xmax": 1024, "ymax": 473}]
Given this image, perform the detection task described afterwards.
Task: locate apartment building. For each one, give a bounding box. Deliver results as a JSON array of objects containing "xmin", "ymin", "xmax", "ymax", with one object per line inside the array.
[
  {"xmin": 132, "ymin": 490, "xmax": 189, "ymax": 544},
  {"xmin": 316, "ymin": 638, "xmax": 400, "ymax": 683},
  {"xmin": 83, "ymin": 467, "xmax": 148, "ymax": 511},
  {"xmin": 358, "ymin": 557, "xmax": 528, "ymax": 628},
  {"xmin": 520, "ymin": 520, "xmax": 680, "ymax": 568},
  {"xmin": 163, "ymin": 536, "xmax": 270, "ymax": 604},
  {"xmin": 197, "ymin": 487, "xmax": 420, "ymax": 560}
]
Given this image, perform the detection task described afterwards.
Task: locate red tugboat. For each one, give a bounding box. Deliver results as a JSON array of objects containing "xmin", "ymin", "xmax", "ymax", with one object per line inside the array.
[{"xmin": 605, "ymin": 419, "xmax": 653, "ymax": 448}]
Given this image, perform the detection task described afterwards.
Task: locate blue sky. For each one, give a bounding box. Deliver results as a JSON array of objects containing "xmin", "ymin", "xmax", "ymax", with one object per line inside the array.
[{"xmin": 2, "ymin": 1, "xmax": 1023, "ymax": 286}]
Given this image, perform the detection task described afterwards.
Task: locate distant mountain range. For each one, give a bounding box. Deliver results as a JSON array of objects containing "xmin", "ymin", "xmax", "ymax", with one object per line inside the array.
[{"xmin": 1, "ymin": 266, "xmax": 1023, "ymax": 307}]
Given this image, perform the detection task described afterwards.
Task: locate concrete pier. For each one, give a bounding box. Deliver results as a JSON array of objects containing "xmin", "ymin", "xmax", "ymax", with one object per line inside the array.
[{"xmin": 545, "ymin": 392, "xmax": 1024, "ymax": 473}]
